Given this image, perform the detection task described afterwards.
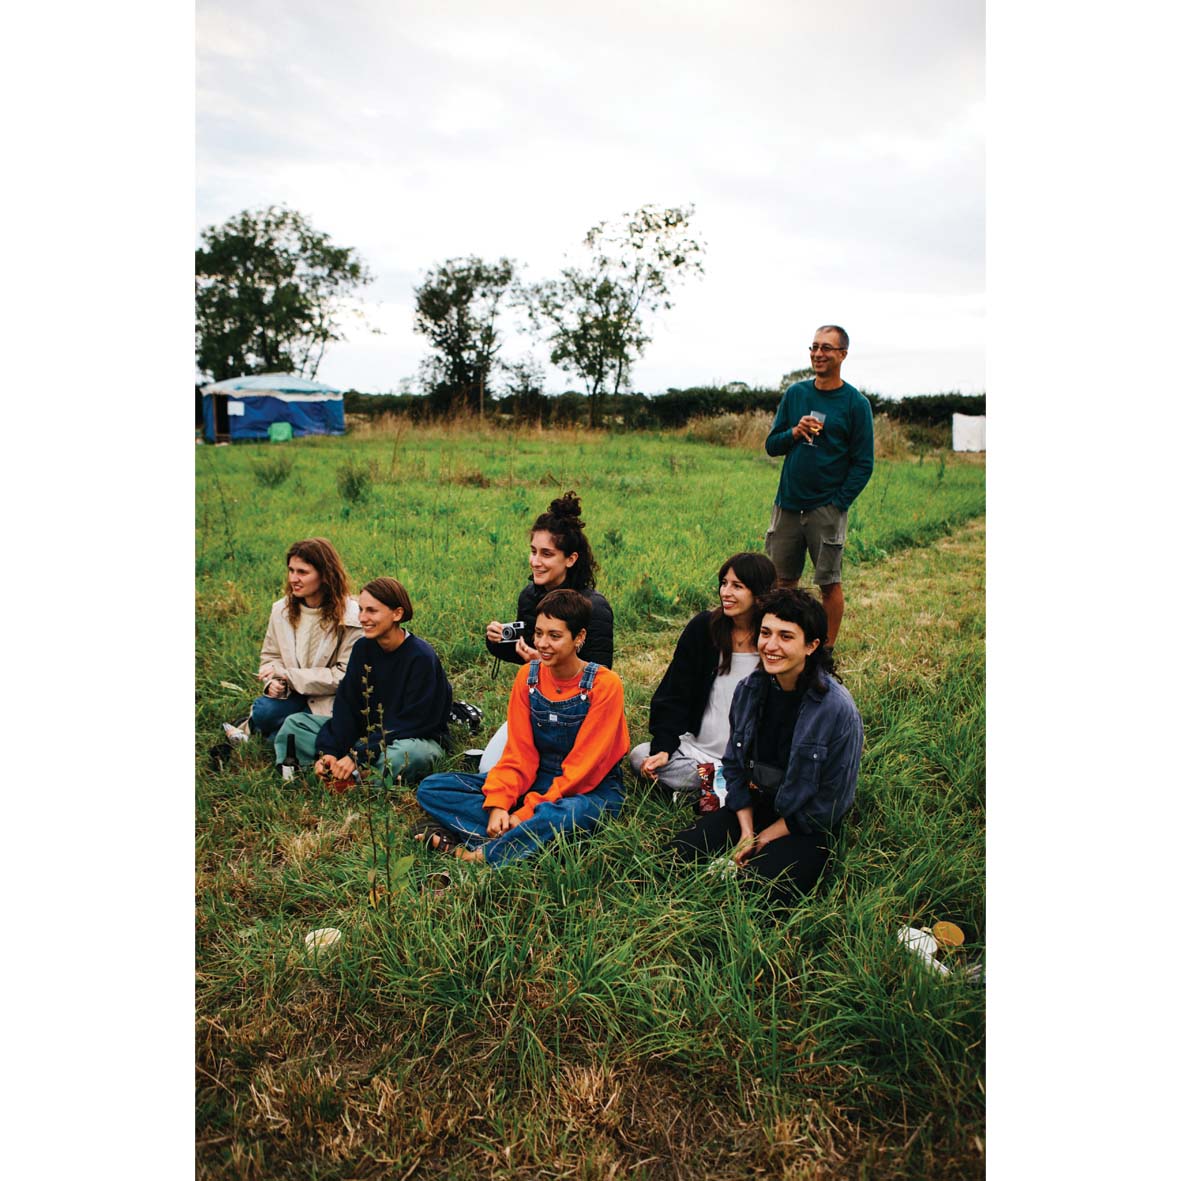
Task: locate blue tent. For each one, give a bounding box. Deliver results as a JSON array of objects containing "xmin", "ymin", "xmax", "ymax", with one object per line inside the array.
[{"xmin": 200, "ymin": 373, "xmax": 346, "ymax": 442}]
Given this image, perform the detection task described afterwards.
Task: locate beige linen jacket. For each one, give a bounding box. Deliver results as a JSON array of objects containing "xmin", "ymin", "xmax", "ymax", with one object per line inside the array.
[{"xmin": 258, "ymin": 596, "xmax": 363, "ymax": 715}]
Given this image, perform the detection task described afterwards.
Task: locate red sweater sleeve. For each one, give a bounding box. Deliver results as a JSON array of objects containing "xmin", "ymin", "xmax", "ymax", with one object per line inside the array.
[
  {"xmin": 512, "ymin": 666, "xmax": 629, "ymax": 822},
  {"xmin": 480, "ymin": 666, "xmax": 540, "ymax": 811}
]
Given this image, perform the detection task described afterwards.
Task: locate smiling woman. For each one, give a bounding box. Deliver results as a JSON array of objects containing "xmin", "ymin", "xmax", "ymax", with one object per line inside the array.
[
  {"xmin": 670, "ymin": 586, "xmax": 864, "ymax": 910},
  {"xmin": 279, "ymin": 576, "xmax": 454, "ymax": 786},
  {"xmin": 629, "ymin": 552, "xmax": 777, "ymax": 801},
  {"xmin": 484, "ymin": 491, "xmax": 614, "ymax": 670},
  {"xmin": 416, "ymin": 588, "xmax": 629, "ymax": 866}
]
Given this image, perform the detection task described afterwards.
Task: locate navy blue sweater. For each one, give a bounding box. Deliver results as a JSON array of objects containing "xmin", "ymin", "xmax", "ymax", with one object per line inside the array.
[{"xmin": 314, "ymin": 633, "xmax": 453, "ymax": 760}]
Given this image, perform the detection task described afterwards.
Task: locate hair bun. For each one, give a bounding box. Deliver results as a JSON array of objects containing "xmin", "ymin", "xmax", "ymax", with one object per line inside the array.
[{"xmin": 548, "ymin": 491, "xmax": 584, "ymax": 524}]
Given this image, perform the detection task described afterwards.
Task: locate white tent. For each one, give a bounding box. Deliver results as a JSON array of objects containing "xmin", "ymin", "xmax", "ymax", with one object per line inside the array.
[{"xmin": 952, "ymin": 413, "xmax": 986, "ymax": 452}]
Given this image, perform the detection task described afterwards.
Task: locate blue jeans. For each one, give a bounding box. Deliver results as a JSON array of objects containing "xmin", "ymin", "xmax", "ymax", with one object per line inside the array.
[
  {"xmin": 417, "ymin": 659, "xmax": 624, "ymax": 866},
  {"xmin": 416, "ymin": 772, "xmax": 624, "ymax": 867},
  {"xmin": 250, "ymin": 693, "xmax": 309, "ymax": 737}
]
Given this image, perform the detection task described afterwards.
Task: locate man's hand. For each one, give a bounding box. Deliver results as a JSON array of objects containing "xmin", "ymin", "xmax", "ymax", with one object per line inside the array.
[
  {"xmin": 793, "ymin": 415, "xmax": 823, "ymax": 442},
  {"xmin": 486, "ymin": 807, "xmax": 511, "ymax": 837},
  {"xmin": 265, "ymin": 677, "xmax": 287, "ymax": 698},
  {"xmin": 639, "ymin": 751, "xmax": 670, "ymax": 780}
]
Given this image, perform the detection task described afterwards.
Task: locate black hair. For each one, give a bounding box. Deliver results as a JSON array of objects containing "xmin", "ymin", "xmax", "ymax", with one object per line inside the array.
[
  {"xmin": 753, "ymin": 586, "xmax": 834, "ymax": 694},
  {"xmin": 530, "ymin": 491, "xmax": 599, "ymax": 591},
  {"xmin": 707, "ymin": 551, "xmax": 777, "ymax": 674},
  {"xmin": 534, "ymin": 588, "xmax": 592, "ymax": 638}
]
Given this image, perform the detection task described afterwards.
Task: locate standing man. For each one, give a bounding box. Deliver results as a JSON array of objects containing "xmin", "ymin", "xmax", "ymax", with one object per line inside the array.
[{"xmin": 764, "ymin": 325, "xmax": 874, "ymax": 652}]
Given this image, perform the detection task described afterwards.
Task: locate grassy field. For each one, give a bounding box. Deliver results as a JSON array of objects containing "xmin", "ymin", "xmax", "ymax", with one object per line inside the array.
[{"xmin": 196, "ymin": 425, "xmax": 985, "ymax": 1179}]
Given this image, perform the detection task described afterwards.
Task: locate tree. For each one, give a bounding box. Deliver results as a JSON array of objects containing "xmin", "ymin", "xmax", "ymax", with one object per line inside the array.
[
  {"xmin": 195, "ymin": 205, "xmax": 374, "ymax": 381},
  {"xmin": 412, "ymin": 256, "xmax": 516, "ymax": 415},
  {"xmin": 526, "ymin": 205, "xmax": 705, "ymax": 427},
  {"xmin": 499, "ymin": 357, "xmax": 548, "ymax": 424},
  {"xmin": 779, "ymin": 366, "xmax": 815, "ymax": 390}
]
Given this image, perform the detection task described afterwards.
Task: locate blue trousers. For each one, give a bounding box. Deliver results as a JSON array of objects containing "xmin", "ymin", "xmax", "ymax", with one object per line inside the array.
[
  {"xmin": 416, "ymin": 772, "xmax": 624, "ymax": 867},
  {"xmin": 249, "ymin": 693, "xmax": 309, "ymax": 737}
]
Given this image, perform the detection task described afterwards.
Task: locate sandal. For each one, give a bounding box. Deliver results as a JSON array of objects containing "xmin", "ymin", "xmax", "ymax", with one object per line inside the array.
[{"xmin": 413, "ymin": 821, "xmax": 462, "ymax": 856}]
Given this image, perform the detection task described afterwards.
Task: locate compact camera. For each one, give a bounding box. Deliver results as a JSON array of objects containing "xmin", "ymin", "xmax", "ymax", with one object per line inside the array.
[{"xmin": 501, "ymin": 620, "xmax": 526, "ymax": 643}]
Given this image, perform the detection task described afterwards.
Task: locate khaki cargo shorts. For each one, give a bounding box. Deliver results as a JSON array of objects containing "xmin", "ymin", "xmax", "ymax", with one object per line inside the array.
[{"xmin": 765, "ymin": 502, "xmax": 847, "ymax": 586}]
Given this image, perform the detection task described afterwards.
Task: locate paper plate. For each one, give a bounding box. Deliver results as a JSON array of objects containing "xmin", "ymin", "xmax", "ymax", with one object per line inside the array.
[
  {"xmin": 897, "ymin": 927, "xmax": 938, "ymax": 957},
  {"xmin": 304, "ymin": 927, "xmax": 342, "ymax": 952}
]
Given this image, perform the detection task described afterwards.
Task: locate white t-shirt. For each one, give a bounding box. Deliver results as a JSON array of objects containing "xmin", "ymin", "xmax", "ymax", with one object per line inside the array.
[{"xmin": 677, "ymin": 651, "xmax": 761, "ymax": 765}]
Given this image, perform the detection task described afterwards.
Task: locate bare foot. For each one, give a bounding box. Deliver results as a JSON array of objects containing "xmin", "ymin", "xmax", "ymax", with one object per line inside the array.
[{"xmin": 455, "ymin": 847, "xmax": 484, "ymax": 863}]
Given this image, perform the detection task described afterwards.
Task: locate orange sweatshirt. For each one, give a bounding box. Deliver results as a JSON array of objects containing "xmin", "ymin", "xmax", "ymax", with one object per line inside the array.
[{"xmin": 481, "ymin": 662, "xmax": 629, "ymax": 822}]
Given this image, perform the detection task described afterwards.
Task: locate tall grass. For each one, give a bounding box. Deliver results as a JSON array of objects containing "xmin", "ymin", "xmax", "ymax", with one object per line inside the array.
[{"xmin": 196, "ymin": 432, "xmax": 985, "ymax": 1178}]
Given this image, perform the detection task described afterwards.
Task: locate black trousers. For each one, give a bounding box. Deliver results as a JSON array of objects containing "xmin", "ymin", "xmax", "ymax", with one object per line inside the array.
[{"xmin": 671, "ymin": 792, "xmax": 833, "ymax": 910}]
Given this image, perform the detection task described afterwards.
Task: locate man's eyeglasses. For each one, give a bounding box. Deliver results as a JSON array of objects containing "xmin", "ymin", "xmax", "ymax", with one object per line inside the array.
[{"xmin": 809, "ymin": 343, "xmax": 845, "ymax": 354}]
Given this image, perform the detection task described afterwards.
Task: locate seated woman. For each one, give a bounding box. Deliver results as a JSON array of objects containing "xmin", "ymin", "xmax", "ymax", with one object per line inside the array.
[
  {"xmin": 251, "ymin": 538, "xmax": 362, "ymax": 756},
  {"xmin": 670, "ymin": 587, "xmax": 863, "ymax": 909},
  {"xmin": 479, "ymin": 490, "xmax": 614, "ymax": 770},
  {"xmin": 485, "ymin": 490, "xmax": 613, "ymax": 669},
  {"xmin": 280, "ymin": 576, "xmax": 452, "ymax": 785},
  {"xmin": 630, "ymin": 552, "xmax": 776, "ymax": 802},
  {"xmin": 417, "ymin": 588, "xmax": 628, "ymax": 865}
]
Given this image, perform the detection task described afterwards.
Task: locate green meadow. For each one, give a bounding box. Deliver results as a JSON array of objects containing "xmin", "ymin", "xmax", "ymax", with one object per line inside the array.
[{"xmin": 196, "ymin": 424, "xmax": 986, "ymax": 1179}]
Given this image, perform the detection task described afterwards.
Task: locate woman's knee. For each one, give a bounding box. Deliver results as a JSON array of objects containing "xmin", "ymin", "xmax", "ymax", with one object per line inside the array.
[
  {"xmin": 415, "ymin": 772, "xmax": 453, "ymax": 805},
  {"xmin": 249, "ymin": 695, "xmax": 284, "ymax": 735},
  {"xmin": 383, "ymin": 741, "xmax": 443, "ymax": 785}
]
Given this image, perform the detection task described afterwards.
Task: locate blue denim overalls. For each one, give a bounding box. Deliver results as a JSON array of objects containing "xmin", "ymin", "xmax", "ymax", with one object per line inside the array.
[{"xmin": 415, "ymin": 661, "xmax": 624, "ymax": 866}]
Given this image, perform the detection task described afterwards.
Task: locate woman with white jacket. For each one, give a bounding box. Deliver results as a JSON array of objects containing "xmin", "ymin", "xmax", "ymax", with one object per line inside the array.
[{"xmin": 250, "ymin": 538, "xmax": 362, "ymax": 763}]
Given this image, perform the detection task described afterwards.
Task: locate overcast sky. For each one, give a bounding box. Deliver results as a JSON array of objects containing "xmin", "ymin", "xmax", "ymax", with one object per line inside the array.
[{"xmin": 197, "ymin": 0, "xmax": 984, "ymax": 398}]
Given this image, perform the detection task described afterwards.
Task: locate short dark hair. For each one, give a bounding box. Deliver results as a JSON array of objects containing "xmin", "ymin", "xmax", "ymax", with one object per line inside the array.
[
  {"xmin": 816, "ymin": 324, "xmax": 849, "ymax": 350},
  {"xmin": 534, "ymin": 588, "xmax": 592, "ymax": 637},
  {"xmin": 360, "ymin": 576, "xmax": 413, "ymax": 621},
  {"xmin": 754, "ymin": 586, "xmax": 833, "ymax": 693}
]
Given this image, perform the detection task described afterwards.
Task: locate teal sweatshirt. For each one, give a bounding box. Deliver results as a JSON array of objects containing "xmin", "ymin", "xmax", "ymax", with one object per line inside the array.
[{"xmin": 765, "ymin": 380, "xmax": 874, "ymax": 512}]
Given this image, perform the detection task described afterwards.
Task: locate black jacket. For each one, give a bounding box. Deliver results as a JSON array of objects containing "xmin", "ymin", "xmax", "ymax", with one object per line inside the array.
[
  {"xmin": 646, "ymin": 610, "xmax": 721, "ymax": 758},
  {"xmin": 484, "ymin": 581, "xmax": 615, "ymax": 669}
]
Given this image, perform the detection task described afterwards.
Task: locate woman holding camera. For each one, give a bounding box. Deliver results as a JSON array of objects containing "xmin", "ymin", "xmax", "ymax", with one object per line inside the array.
[
  {"xmin": 484, "ymin": 490, "xmax": 614, "ymax": 669},
  {"xmin": 417, "ymin": 589, "xmax": 628, "ymax": 865},
  {"xmin": 630, "ymin": 552, "xmax": 776, "ymax": 801},
  {"xmin": 670, "ymin": 586, "xmax": 863, "ymax": 909}
]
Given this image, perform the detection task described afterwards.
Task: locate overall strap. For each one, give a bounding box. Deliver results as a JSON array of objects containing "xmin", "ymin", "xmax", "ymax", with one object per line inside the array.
[
  {"xmin": 527, "ymin": 659, "xmax": 541, "ymax": 689},
  {"xmin": 578, "ymin": 662, "xmax": 600, "ymax": 697}
]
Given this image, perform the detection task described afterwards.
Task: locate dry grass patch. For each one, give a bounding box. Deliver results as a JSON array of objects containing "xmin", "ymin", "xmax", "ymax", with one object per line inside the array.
[{"xmin": 279, "ymin": 810, "xmax": 362, "ymax": 866}]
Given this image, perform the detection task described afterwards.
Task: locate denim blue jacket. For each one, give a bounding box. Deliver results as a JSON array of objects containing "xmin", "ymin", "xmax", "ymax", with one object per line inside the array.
[{"xmin": 721, "ymin": 668, "xmax": 863, "ymax": 834}]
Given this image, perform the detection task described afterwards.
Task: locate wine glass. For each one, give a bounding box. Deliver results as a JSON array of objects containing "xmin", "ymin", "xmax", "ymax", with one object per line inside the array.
[{"xmin": 805, "ymin": 409, "xmax": 826, "ymax": 446}]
